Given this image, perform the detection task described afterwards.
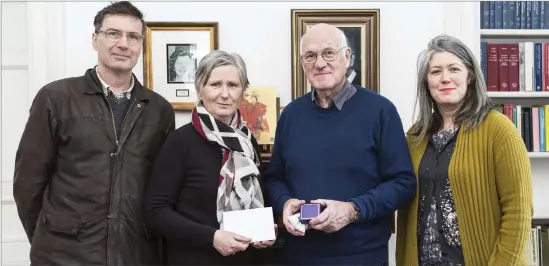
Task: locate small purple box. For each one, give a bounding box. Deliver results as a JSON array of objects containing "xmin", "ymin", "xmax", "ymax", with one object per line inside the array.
[{"xmin": 299, "ymin": 204, "xmax": 321, "ymax": 223}]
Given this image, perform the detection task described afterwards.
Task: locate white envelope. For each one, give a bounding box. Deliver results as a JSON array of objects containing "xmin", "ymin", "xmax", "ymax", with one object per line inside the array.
[{"xmin": 222, "ymin": 207, "xmax": 276, "ymax": 242}]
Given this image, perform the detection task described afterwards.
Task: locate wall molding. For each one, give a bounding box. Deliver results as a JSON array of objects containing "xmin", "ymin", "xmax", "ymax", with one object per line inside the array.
[
  {"xmin": 2, "ymin": 180, "xmax": 15, "ymax": 204},
  {"xmin": 2, "ymin": 263, "xmax": 30, "ymax": 266},
  {"xmin": 26, "ymin": 2, "xmax": 66, "ymax": 103},
  {"xmin": 2, "ymin": 241, "xmax": 31, "ymax": 266},
  {"xmin": 443, "ymin": 2, "xmax": 481, "ymax": 63},
  {"xmin": 2, "ymin": 236, "xmax": 27, "ymax": 244},
  {"xmin": 1, "ymin": 65, "xmax": 29, "ymax": 70}
]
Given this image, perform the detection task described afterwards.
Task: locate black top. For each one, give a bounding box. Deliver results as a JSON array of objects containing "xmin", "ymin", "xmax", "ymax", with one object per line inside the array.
[
  {"xmin": 144, "ymin": 123, "xmax": 268, "ymax": 265},
  {"xmin": 417, "ymin": 128, "xmax": 465, "ymax": 265}
]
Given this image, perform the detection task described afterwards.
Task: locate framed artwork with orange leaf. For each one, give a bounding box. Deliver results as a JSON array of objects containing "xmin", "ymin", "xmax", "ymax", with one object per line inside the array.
[{"xmin": 238, "ymin": 86, "xmax": 279, "ymax": 161}]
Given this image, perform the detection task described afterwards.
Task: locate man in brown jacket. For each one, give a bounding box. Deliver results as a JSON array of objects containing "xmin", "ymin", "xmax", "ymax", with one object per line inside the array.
[{"xmin": 13, "ymin": 2, "xmax": 175, "ymax": 265}]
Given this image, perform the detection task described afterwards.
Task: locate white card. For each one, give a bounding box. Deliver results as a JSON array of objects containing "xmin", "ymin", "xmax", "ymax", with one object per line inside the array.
[{"xmin": 222, "ymin": 207, "xmax": 276, "ymax": 242}]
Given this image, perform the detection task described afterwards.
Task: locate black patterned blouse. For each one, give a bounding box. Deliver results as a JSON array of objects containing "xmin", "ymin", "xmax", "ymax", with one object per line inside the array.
[{"xmin": 417, "ymin": 128, "xmax": 465, "ymax": 266}]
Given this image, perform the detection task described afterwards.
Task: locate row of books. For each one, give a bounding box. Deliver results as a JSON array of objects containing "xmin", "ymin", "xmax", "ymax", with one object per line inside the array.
[
  {"xmin": 527, "ymin": 225, "xmax": 548, "ymax": 266},
  {"xmin": 481, "ymin": 1, "xmax": 549, "ymax": 29},
  {"xmin": 495, "ymin": 104, "xmax": 549, "ymax": 152},
  {"xmin": 480, "ymin": 42, "xmax": 549, "ymax": 92}
]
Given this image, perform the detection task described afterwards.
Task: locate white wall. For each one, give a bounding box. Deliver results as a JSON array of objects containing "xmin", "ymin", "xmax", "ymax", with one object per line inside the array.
[
  {"xmin": 65, "ymin": 1, "xmax": 456, "ymax": 130},
  {"xmin": 1, "ymin": 2, "xmax": 32, "ymax": 265},
  {"xmin": 1, "ymin": 1, "xmax": 547, "ymax": 265}
]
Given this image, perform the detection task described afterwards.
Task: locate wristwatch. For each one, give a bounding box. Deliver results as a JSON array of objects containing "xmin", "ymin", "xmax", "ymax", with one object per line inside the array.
[{"xmin": 349, "ymin": 201, "xmax": 360, "ymax": 222}]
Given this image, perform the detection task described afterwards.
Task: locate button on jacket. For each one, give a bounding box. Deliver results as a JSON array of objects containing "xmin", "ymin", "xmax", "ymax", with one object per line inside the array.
[{"xmin": 13, "ymin": 67, "xmax": 175, "ymax": 266}]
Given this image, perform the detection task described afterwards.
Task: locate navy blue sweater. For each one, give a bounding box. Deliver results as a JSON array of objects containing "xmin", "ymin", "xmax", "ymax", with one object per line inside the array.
[{"xmin": 264, "ymin": 87, "xmax": 416, "ymax": 265}]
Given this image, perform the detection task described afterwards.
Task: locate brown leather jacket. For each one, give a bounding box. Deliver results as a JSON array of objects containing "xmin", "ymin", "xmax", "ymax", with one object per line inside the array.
[{"xmin": 13, "ymin": 68, "xmax": 175, "ymax": 266}]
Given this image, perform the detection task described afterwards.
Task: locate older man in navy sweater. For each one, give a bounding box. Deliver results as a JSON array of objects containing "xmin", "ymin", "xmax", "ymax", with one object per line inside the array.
[{"xmin": 263, "ymin": 23, "xmax": 416, "ymax": 265}]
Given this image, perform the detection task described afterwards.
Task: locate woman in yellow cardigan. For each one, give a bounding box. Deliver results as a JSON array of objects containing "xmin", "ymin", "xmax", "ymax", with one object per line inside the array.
[{"xmin": 396, "ymin": 34, "xmax": 533, "ymax": 266}]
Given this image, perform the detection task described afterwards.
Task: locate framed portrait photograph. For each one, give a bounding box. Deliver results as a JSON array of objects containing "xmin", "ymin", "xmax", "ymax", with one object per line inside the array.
[
  {"xmin": 166, "ymin": 43, "xmax": 197, "ymax": 84},
  {"xmin": 290, "ymin": 9, "xmax": 380, "ymax": 100},
  {"xmin": 143, "ymin": 22, "xmax": 218, "ymax": 110}
]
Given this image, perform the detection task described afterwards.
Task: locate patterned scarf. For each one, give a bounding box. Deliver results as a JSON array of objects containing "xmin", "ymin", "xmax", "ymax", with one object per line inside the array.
[{"xmin": 191, "ymin": 101, "xmax": 265, "ymax": 228}]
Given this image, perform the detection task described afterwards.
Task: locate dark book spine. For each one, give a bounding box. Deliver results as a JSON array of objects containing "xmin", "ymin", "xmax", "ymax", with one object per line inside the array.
[
  {"xmin": 523, "ymin": 107, "xmax": 532, "ymax": 152},
  {"xmin": 488, "ymin": 43, "xmax": 500, "ymax": 91},
  {"xmin": 508, "ymin": 43, "xmax": 519, "ymax": 91},
  {"xmin": 499, "ymin": 44, "xmax": 510, "ymax": 91},
  {"xmin": 535, "ymin": 43, "xmax": 542, "ymax": 91}
]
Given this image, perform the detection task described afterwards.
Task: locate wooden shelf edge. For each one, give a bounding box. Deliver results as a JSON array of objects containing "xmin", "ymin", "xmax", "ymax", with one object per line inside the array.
[
  {"xmin": 488, "ymin": 91, "xmax": 549, "ymax": 98},
  {"xmin": 481, "ymin": 29, "xmax": 549, "ymax": 37},
  {"xmin": 533, "ymin": 218, "xmax": 549, "ymax": 226},
  {"xmin": 529, "ymin": 152, "xmax": 549, "ymax": 158}
]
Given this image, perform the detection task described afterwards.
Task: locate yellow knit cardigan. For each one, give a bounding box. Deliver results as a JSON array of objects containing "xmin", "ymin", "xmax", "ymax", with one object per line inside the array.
[{"xmin": 396, "ymin": 110, "xmax": 533, "ymax": 266}]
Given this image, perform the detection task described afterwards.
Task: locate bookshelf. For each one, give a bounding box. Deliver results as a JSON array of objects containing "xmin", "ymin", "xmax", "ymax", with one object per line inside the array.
[
  {"xmin": 481, "ymin": 2, "xmax": 549, "ymax": 264},
  {"xmin": 480, "ymin": 1, "xmax": 549, "ymax": 155}
]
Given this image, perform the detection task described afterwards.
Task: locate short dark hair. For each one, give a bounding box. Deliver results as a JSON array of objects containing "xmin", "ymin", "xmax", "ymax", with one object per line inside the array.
[{"xmin": 93, "ymin": 1, "xmax": 146, "ymax": 35}]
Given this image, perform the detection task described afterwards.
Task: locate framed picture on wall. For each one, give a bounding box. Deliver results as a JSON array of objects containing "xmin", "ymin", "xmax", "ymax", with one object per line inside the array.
[
  {"xmin": 143, "ymin": 22, "xmax": 218, "ymax": 110},
  {"xmin": 290, "ymin": 9, "xmax": 380, "ymax": 100}
]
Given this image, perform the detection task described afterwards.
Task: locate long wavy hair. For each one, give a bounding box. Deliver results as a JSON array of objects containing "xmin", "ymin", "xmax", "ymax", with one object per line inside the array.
[{"xmin": 409, "ymin": 34, "xmax": 494, "ymax": 144}]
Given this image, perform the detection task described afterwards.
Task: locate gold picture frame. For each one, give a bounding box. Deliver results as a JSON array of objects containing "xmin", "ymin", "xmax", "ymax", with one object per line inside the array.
[
  {"xmin": 143, "ymin": 22, "xmax": 219, "ymax": 111},
  {"xmin": 291, "ymin": 9, "xmax": 380, "ymax": 100},
  {"xmin": 258, "ymin": 97, "xmax": 280, "ymax": 162}
]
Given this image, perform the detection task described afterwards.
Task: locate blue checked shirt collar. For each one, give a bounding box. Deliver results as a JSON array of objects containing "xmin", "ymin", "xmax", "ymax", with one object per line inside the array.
[{"xmin": 311, "ymin": 80, "xmax": 357, "ymax": 110}]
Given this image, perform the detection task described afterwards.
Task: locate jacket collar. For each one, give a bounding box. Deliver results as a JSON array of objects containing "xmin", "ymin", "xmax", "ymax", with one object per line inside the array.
[
  {"xmin": 94, "ymin": 66, "xmax": 134, "ymax": 99},
  {"xmin": 84, "ymin": 67, "xmax": 151, "ymax": 101}
]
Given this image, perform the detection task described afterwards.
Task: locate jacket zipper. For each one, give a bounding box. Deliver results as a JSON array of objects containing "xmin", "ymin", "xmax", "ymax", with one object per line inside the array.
[
  {"xmin": 104, "ymin": 95, "xmax": 136, "ymax": 262},
  {"xmin": 105, "ymin": 97, "xmax": 119, "ymax": 146},
  {"xmin": 104, "ymin": 95, "xmax": 136, "ymax": 191}
]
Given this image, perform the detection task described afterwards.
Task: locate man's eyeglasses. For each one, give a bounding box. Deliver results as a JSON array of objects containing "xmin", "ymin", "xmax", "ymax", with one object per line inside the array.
[
  {"xmin": 301, "ymin": 47, "xmax": 347, "ymax": 64},
  {"xmin": 97, "ymin": 30, "xmax": 143, "ymax": 45}
]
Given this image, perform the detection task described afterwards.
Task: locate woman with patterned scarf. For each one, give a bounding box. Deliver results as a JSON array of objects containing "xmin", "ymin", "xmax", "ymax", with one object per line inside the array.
[{"xmin": 144, "ymin": 50, "xmax": 276, "ymax": 265}]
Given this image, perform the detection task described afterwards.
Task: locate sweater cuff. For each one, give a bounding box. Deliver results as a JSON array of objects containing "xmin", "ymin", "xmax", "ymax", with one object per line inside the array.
[
  {"xmin": 202, "ymin": 227, "xmax": 217, "ymax": 248},
  {"xmin": 348, "ymin": 197, "xmax": 366, "ymax": 222},
  {"xmin": 275, "ymin": 194, "xmax": 292, "ymax": 214}
]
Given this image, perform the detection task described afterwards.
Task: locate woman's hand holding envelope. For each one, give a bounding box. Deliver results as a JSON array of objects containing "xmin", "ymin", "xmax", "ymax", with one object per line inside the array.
[
  {"xmin": 213, "ymin": 230, "xmax": 252, "ymax": 256},
  {"xmin": 250, "ymin": 224, "xmax": 278, "ymax": 249}
]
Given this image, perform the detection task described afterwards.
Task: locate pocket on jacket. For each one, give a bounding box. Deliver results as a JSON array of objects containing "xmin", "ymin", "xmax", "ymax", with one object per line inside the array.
[
  {"xmin": 30, "ymin": 214, "xmax": 107, "ymax": 265},
  {"xmin": 41, "ymin": 213, "xmax": 87, "ymax": 236}
]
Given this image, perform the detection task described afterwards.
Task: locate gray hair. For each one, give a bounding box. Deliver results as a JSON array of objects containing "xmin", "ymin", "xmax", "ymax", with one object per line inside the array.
[
  {"xmin": 299, "ymin": 25, "xmax": 348, "ymax": 55},
  {"xmin": 194, "ymin": 50, "xmax": 250, "ymax": 94},
  {"xmin": 409, "ymin": 34, "xmax": 493, "ymax": 143}
]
